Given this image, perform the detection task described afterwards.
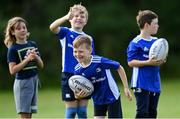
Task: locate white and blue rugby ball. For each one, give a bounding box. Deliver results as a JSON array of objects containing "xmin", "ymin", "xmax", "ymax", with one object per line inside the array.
[
  {"xmin": 68, "ymin": 75, "xmax": 94, "ymax": 96},
  {"xmin": 149, "ymin": 38, "xmax": 169, "ymax": 60}
]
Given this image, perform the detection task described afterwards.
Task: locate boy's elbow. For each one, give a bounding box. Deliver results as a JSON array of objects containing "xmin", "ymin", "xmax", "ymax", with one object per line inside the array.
[
  {"xmin": 9, "ymin": 69, "xmax": 15, "ymax": 75},
  {"xmin": 128, "ymin": 62, "xmax": 133, "ymax": 67},
  {"xmin": 40, "ymin": 63, "xmax": 44, "ymax": 69},
  {"xmin": 49, "ymin": 24, "xmax": 54, "ymax": 32},
  {"xmin": 39, "ymin": 62, "xmax": 44, "ymax": 69},
  {"xmin": 49, "ymin": 25, "xmax": 59, "ymax": 34}
]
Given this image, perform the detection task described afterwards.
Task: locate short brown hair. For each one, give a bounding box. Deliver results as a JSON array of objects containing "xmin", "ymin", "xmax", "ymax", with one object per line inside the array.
[
  {"xmin": 136, "ymin": 10, "xmax": 158, "ymax": 29},
  {"xmin": 73, "ymin": 35, "xmax": 92, "ymax": 49}
]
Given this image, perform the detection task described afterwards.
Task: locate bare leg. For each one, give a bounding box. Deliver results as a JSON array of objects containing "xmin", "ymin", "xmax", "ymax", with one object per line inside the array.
[
  {"xmin": 78, "ymin": 99, "xmax": 88, "ymax": 107},
  {"xmin": 94, "ymin": 116, "xmax": 105, "ymax": 119},
  {"xmin": 20, "ymin": 113, "xmax": 32, "ymax": 119},
  {"xmin": 65, "ymin": 100, "xmax": 78, "ymax": 108},
  {"xmin": 65, "ymin": 100, "xmax": 78, "ymax": 118}
]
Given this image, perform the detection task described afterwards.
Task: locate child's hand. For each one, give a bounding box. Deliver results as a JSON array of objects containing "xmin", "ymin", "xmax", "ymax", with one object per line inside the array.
[
  {"xmin": 148, "ymin": 57, "xmax": 165, "ymax": 66},
  {"xmin": 66, "ymin": 7, "xmax": 74, "ymax": 20},
  {"xmin": 26, "ymin": 48, "xmax": 39, "ymax": 61},
  {"xmin": 74, "ymin": 90, "xmax": 88, "ymax": 99},
  {"xmin": 124, "ymin": 88, "xmax": 133, "ymax": 101}
]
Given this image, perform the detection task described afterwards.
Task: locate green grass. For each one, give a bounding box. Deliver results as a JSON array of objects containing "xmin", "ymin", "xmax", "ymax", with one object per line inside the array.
[{"xmin": 0, "ymin": 78, "xmax": 180, "ymax": 118}]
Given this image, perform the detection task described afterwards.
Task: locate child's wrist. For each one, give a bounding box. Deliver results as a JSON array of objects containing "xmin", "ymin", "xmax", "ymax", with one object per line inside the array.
[{"xmin": 124, "ymin": 87, "xmax": 129, "ymax": 89}]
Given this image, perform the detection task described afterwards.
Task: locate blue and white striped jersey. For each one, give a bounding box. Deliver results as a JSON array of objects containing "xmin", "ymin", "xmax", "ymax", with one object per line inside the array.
[
  {"xmin": 56, "ymin": 27, "xmax": 95, "ymax": 73},
  {"xmin": 127, "ymin": 35, "xmax": 161, "ymax": 93},
  {"xmin": 74, "ymin": 55, "xmax": 121, "ymax": 105}
]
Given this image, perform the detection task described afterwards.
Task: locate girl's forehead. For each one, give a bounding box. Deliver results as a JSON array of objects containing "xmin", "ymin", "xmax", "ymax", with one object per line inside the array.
[{"xmin": 14, "ymin": 21, "xmax": 26, "ymax": 28}]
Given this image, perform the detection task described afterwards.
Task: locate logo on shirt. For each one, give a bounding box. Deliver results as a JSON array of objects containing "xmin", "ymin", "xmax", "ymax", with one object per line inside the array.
[
  {"xmin": 143, "ymin": 47, "xmax": 149, "ymax": 58},
  {"xmin": 144, "ymin": 47, "xmax": 149, "ymax": 51},
  {"xmin": 82, "ymin": 73, "xmax": 85, "ymax": 76},
  {"xmin": 68, "ymin": 43, "xmax": 73, "ymax": 48},
  {"xmin": 91, "ymin": 77, "xmax": 96, "ymax": 80},
  {"xmin": 65, "ymin": 94, "xmax": 71, "ymax": 98},
  {"xmin": 70, "ymin": 35, "xmax": 74, "ymax": 38},
  {"xmin": 143, "ymin": 54, "xmax": 149, "ymax": 58},
  {"xmin": 18, "ymin": 47, "xmax": 37, "ymax": 70},
  {"xmin": 92, "ymin": 76, "xmax": 106, "ymax": 83},
  {"xmin": 96, "ymin": 67, "xmax": 101, "ymax": 72}
]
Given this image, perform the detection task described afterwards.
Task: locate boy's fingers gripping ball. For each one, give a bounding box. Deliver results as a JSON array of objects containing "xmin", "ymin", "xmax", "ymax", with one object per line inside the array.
[{"xmin": 68, "ymin": 75, "xmax": 94, "ymax": 97}]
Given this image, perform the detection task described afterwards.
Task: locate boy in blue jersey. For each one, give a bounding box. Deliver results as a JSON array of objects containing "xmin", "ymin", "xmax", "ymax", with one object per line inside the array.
[
  {"xmin": 4, "ymin": 17, "xmax": 44, "ymax": 119},
  {"xmin": 127, "ymin": 10, "xmax": 166, "ymax": 118},
  {"xmin": 72, "ymin": 35, "xmax": 132, "ymax": 118},
  {"xmin": 49, "ymin": 4, "xmax": 95, "ymax": 118}
]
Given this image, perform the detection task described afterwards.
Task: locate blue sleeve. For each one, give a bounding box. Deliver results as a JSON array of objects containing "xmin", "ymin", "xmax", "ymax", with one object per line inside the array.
[
  {"xmin": 101, "ymin": 57, "xmax": 120, "ymax": 70},
  {"xmin": 127, "ymin": 41, "xmax": 139, "ymax": 62},
  {"xmin": 56, "ymin": 27, "xmax": 69, "ymax": 39}
]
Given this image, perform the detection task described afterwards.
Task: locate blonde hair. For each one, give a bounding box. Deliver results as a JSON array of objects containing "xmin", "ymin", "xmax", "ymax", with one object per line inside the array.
[
  {"xmin": 4, "ymin": 17, "xmax": 30, "ymax": 48},
  {"xmin": 71, "ymin": 4, "xmax": 88, "ymax": 21},
  {"xmin": 73, "ymin": 35, "xmax": 92, "ymax": 49}
]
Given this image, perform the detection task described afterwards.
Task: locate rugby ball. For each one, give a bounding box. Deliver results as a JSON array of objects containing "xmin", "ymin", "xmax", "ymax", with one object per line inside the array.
[
  {"xmin": 68, "ymin": 75, "xmax": 94, "ymax": 96},
  {"xmin": 149, "ymin": 38, "xmax": 169, "ymax": 60}
]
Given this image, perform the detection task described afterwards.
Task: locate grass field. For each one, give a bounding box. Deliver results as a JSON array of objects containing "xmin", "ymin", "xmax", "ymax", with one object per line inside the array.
[{"xmin": 0, "ymin": 78, "xmax": 180, "ymax": 118}]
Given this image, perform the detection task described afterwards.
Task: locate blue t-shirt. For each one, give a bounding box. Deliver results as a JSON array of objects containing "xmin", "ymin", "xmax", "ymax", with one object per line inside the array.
[
  {"xmin": 7, "ymin": 40, "xmax": 40, "ymax": 79},
  {"xmin": 74, "ymin": 55, "xmax": 120, "ymax": 105},
  {"xmin": 56, "ymin": 27, "xmax": 95, "ymax": 74},
  {"xmin": 127, "ymin": 35, "xmax": 161, "ymax": 93}
]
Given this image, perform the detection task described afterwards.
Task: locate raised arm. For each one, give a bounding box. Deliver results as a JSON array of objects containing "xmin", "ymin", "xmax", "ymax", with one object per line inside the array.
[{"xmin": 49, "ymin": 8, "xmax": 73, "ymax": 34}]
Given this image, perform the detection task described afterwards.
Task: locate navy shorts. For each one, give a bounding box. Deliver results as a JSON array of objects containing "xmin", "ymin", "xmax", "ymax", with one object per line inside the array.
[
  {"xmin": 61, "ymin": 72, "xmax": 91, "ymax": 101},
  {"xmin": 94, "ymin": 97, "xmax": 122, "ymax": 118}
]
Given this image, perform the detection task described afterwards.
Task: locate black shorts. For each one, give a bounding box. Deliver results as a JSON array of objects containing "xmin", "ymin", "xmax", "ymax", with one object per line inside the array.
[
  {"xmin": 61, "ymin": 72, "xmax": 91, "ymax": 101},
  {"xmin": 94, "ymin": 97, "xmax": 122, "ymax": 118}
]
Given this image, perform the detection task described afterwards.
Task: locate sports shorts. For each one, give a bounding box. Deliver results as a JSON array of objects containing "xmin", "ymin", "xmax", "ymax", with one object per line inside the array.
[
  {"xmin": 94, "ymin": 97, "xmax": 122, "ymax": 118},
  {"xmin": 13, "ymin": 75, "xmax": 38, "ymax": 114}
]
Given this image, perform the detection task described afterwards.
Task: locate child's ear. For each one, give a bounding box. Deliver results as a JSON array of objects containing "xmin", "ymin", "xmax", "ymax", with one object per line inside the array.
[{"xmin": 144, "ymin": 22, "xmax": 150, "ymax": 28}]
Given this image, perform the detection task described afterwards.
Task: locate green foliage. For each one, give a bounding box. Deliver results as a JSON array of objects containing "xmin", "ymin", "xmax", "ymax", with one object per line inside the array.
[{"xmin": 1, "ymin": 0, "xmax": 180, "ymax": 89}]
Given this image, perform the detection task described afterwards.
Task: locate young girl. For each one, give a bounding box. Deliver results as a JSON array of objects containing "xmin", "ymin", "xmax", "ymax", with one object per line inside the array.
[{"xmin": 4, "ymin": 17, "xmax": 44, "ymax": 119}]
